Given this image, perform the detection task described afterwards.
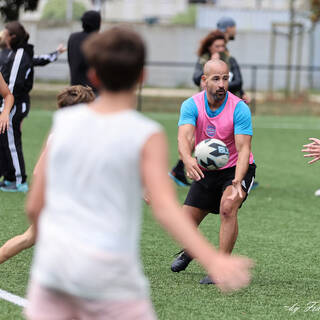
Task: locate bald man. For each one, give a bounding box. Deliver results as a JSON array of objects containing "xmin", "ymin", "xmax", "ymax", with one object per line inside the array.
[{"xmin": 171, "ymin": 60, "xmax": 256, "ymax": 284}]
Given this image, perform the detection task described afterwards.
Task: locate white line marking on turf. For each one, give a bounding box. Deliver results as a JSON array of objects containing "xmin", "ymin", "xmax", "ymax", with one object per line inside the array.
[{"xmin": 0, "ymin": 289, "xmax": 27, "ymax": 307}]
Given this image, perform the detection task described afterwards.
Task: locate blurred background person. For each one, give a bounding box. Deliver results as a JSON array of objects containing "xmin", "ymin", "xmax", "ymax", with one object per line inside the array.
[
  {"xmin": 0, "ymin": 21, "xmax": 66, "ymax": 193},
  {"xmin": 0, "ymin": 21, "xmax": 35, "ymax": 192},
  {"xmin": 216, "ymin": 16, "xmax": 251, "ymax": 104},
  {"xmin": 67, "ymin": 10, "xmax": 101, "ymax": 91}
]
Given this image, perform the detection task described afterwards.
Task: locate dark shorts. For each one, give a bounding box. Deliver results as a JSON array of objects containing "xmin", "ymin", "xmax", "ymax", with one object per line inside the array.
[{"xmin": 184, "ymin": 164, "xmax": 256, "ymax": 214}]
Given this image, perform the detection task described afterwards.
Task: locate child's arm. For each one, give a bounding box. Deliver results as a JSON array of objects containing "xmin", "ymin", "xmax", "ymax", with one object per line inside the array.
[
  {"xmin": 33, "ymin": 137, "xmax": 50, "ymax": 176},
  {"xmin": 26, "ymin": 142, "xmax": 48, "ymax": 233},
  {"xmin": 0, "ymin": 72, "xmax": 14, "ymax": 134},
  {"xmin": 141, "ymin": 131, "xmax": 253, "ymax": 292}
]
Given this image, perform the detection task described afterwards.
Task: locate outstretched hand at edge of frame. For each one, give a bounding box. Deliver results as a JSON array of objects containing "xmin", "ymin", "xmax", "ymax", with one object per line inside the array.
[{"xmin": 302, "ymin": 137, "xmax": 320, "ymax": 164}]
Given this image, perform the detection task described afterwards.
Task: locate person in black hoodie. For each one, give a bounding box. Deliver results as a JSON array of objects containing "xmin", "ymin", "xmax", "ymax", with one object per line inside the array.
[
  {"xmin": 67, "ymin": 10, "xmax": 101, "ymax": 90},
  {"xmin": 0, "ymin": 21, "xmax": 35, "ymax": 192}
]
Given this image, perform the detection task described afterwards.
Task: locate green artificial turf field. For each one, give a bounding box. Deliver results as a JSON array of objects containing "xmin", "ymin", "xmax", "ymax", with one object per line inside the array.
[{"xmin": 1, "ymin": 107, "xmax": 320, "ymax": 319}]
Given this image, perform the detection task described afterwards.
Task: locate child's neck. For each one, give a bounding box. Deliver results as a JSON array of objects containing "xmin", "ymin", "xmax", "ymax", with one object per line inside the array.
[{"xmin": 89, "ymin": 89, "xmax": 137, "ymax": 114}]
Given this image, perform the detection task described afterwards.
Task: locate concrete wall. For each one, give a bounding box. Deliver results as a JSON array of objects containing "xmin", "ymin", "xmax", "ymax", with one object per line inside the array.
[
  {"xmin": 213, "ymin": 0, "xmax": 308, "ymax": 11},
  {"xmin": 18, "ymin": 21, "xmax": 319, "ymax": 91},
  {"xmin": 103, "ymin": 0, "xmax": 188, "ymax": 22}
]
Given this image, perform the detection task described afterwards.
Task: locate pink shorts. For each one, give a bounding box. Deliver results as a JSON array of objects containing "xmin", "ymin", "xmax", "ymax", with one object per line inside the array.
[{"xmin": 25, "ymin": 281, "xmax": 157, "ymax": 320}]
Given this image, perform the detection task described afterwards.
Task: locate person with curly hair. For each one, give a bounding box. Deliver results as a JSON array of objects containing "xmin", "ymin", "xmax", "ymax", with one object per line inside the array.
[{"xmin": 193, "ymin": 30, "xmax": 244, "ymax": 98}]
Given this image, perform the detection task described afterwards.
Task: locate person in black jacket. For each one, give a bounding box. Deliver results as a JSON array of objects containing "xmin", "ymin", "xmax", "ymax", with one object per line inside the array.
[
  {"xmin": 0, "ymin": 23, "xmax": 66, "ymax": 192},
  {"xmin": 67, "ymin": 10, "xmax": 101, "ymax": 90},
  {"xmin": 0, "ymin": 22, "xmax": 36, "ymax": 192}
]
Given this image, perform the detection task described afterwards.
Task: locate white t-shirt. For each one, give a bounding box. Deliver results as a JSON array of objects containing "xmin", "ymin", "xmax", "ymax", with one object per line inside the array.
[{"xmin": 31, "ymin": 104, "xmax": 162, "ymax": 301}]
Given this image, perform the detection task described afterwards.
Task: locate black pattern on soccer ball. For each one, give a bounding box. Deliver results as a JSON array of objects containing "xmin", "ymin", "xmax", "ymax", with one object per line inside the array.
[
  {"xmin": 200, "ymin": 158, "xmax": 218, "ymax": 170},
  {"xmin": 195, "ymin": 138, "xmax": 229, "ymax": 170}
]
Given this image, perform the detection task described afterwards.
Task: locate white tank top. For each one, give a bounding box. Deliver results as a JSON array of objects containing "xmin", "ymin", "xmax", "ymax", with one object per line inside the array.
[{"xmin": 31, "ymin": 104, "xmax": 162, "ymax": 301}]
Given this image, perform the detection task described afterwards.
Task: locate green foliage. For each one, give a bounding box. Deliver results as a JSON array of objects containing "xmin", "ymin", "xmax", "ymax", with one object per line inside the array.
[
  {"xmin": 41, "ymin": 0, "xmax": 86, "ymax": 21},
  {"xmin": 310, "ymin": 0, "xmax": 320, "ymax": 24},
  {"xmin": 0, "ymin": 0, "xmax": 39, "ymax": 22},
  {"xmin": 171, "ymin": 4, "xmax": 197, "ymax": 26}
]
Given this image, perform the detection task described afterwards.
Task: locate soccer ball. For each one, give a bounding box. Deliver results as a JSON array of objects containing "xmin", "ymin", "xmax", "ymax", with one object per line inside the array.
[{"xmin": 195, "ymin": 138, "xmax": 229, "ymax": 170}]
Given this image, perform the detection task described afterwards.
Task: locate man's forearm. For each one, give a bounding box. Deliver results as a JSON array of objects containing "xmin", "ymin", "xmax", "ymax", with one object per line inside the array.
[
  {"xmin": 178, "ymin": 136, "xmax": 194, "ymax": 164},
  {"xmin": 234, "ymin": 148, "xmax": 250, "ymax": 182}
]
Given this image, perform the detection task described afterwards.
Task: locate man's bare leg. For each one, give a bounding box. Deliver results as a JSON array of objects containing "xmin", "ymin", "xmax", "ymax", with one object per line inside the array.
[
  {"xmin": 200, "ymin": 186, "xmax": 245, "ymax": 284},
  {"xmin": 184, "ymin": 205, "xmax": 208, "ymax": 227},
  {"xmin": 219, "ymin": 185, "xmax": 245, "ymax": 254}
]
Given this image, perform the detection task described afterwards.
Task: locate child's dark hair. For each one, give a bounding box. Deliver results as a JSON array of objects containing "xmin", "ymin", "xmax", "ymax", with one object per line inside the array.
[
  {"xmin": 82, "ymin": 27, "xmax": 145, "ymax": 92},
  {"xmin": 5, "ymin": 21, "xmax": 29, "ymax": 50},
  {"xmin": 57, "ymin": 85, "xmax": 95, "ymax": 109}
]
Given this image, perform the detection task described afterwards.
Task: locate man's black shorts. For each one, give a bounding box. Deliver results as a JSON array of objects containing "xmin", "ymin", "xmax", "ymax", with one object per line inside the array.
[{"xmin": 184, "ymin": 164, "xmax": 256, "ymax": 214}]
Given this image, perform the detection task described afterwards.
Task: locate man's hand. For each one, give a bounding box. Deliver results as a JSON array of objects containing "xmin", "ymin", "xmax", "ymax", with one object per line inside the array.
[
  {"xmin": 184, "ymin": 157, "xmax": 204, "ymax": 181},
  {"xmin": 209, "ymin": 252, "xmax": 254, "ymax": 292},
  {"xmin": 227, "ymin": 179, "xmax": 244, "ymax": 200},
  {"xmin": 302, "ymin": 138, "xmax": 320, "ymax": 164},
  {"xmin": 0, "ymin": 112, "xmax": 9, "ymax": 134}
]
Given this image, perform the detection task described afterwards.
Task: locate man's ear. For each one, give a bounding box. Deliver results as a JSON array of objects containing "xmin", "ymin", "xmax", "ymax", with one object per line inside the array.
[
  {"xmin": 87, "ymin": 68, "xmax": 101, "ymax": 89},
  {"xmin": 200, "ymin": 74, "xmax": 207, "ymax": 90}
]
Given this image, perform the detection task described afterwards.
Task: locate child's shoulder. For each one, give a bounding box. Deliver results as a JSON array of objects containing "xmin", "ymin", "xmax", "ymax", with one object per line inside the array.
[
  {"xmin": 129, "ymin": 110, "xmax": 162, "ymax": 132},
  {"xmin": 54, "ymin": 103, "xmax": 87, "ymax": 120}
]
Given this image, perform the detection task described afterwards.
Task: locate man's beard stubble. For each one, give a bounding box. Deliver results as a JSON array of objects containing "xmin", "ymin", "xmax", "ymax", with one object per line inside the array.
[{"xmin": 213, "ymin": 89, "xmax": 226, "ymax": 102}]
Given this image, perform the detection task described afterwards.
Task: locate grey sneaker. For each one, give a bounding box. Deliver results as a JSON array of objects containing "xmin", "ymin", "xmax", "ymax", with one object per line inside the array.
[{"xmin": 171, "ymin": 250, "xmax": 193, "ymax": 272}]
